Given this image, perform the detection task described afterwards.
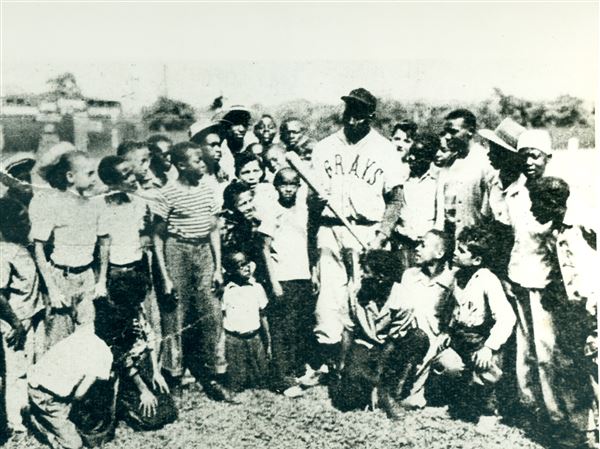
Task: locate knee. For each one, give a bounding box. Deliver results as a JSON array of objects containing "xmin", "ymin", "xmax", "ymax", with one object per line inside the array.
[{"xmin": 435, "ymin": 349, "xmax": 465, "ymax": 377}]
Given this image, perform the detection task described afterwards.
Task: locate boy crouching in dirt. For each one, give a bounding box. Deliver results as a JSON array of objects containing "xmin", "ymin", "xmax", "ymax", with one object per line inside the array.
[
  {"xmin": 433, "ymin": 226, "xmax": 516, "ymax": 430},
  {"xmin": 330, "ymin": 250, "xmax": 430, "ymax": 420}
]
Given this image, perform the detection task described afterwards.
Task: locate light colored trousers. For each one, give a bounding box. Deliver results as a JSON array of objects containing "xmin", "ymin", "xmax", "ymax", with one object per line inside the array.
[{"xmin": 314, "ymin": 224, "xmax": 377, "ymax": 345}]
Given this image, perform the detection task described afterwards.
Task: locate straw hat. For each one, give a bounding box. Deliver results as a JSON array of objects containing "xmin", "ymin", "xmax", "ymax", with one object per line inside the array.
[{"xmin": 478, "ymin": 118, "xmax": 525, "ymax": 152}]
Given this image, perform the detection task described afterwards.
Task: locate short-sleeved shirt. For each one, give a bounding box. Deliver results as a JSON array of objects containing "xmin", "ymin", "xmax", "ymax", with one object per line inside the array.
[
  {"xmin": 29, "ymin": 190, "xmax": 107, "ymax": 267},
  {"xmin": 257, "ymin": 200, "xmax": 311, "ymax": 281},
  {"xmin": 99, "ymin": 194, "xmax": 150, "ymax": 265},
  {"xmin": 221, "ymin": 280, "xmax": 268, "ymax": 334},
  {"xmin": 385, "ymin": 266, "xmax": 455, "ymax": 340},
  {"xmin": 28, "ymin": 326, "xmax": 113, "ymax": 398},
  {"xmin": 153, "ymin": 178, "xmax": 219, "ymax": 240},
  {"xmin": 311, "ymin": 128, "xmax": 404, "ymax": 223},
  {"xmin": 450, "ymin": 268, "xmax": 516, "ymax": 351},
  {"xmin": 0, "ymin": 242, "xmax": 41, "ymax": 321}
]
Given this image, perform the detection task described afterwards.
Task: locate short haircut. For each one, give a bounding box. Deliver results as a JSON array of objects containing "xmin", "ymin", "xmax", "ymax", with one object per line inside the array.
[
  {"xmin": 116, "ymin": 140, "xmax": 147, "ymax": 157},
  {"xmin": 98, "ymin": 155, "xmax": 127, "ymax": 186},
  {"xmin": 222, "ymin": 249, "xmax": 248, "ymax": 275},
  {"xmin": 147, "ymin": 134, "xmax": 172, "ymax": 147},
  {"xmin": 41, "ymin": 150, "xmax": 88, "ymax": 191},
  {"xmin": 273, "ymin": 167, "xmax": 299, "ymax": 187},
  {"xmin": 254, "ymin": 114, "xmax": 276, "ymax": 130},
  {"xmin": 0, "ymin": 196, "xmax": 29, "ymax": 244},
  {"xmin": 170, "ymin": 141, "xmax": 201, "ymax": 167},
  {"xmin": 445, "ymin": 109, "xmax": 477, "ymax": 132},
  {"xmin": 456, "ymin": 226, "xmax": 494, "ymax": 266},
  {"xmin": 528, "ymin": 176, "xmax": 570, "ymax": 209},
  {"xmin": 412, "ymin": 132, "xmax": 441, "ymax": 161},
  {"xmin": 280, "ymin": 117, "xmax": 305, "ymax": 134},
  {"xmin": 222, "ymin": 179, "xmax": 253, "ymax": 213},
  {"xmin": 392, "ymin": 120, "xmax": 418, "ymax": 139},
  {"xmin": 234, "ymin": 151, "xmax": 265, "ymax": 178}
]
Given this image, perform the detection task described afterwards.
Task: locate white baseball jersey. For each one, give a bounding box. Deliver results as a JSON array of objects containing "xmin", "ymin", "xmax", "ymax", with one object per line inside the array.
[{"xmin": 311, "ymin": 128, "xmax": 403, "ymax": 223}]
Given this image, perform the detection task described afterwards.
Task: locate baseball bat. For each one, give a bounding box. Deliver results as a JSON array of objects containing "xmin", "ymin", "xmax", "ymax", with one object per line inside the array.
[{"xmin": 285, "ymin": 151, "xmax": 368, "ymax": 250}]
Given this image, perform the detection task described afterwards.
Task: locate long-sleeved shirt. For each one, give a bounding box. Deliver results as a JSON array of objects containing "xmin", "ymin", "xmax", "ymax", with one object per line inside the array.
[{"xmin": 449, "ymin": 268, "xmax": 516, "ymax": 351}]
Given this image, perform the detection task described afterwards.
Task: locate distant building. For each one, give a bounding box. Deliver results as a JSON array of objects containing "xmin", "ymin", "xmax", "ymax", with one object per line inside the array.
[{"xmin": 1, "ymin": 93, "xmax": 122, "ymax": 155}]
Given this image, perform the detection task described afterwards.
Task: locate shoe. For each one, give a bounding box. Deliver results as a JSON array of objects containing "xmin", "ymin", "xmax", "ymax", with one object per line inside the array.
[
  {"xmin": 379, "ymin": 393, "xmax": 405, "ymax": 421},
  {"xmin": 205, "ymin": 380, "xmax": 239, "ymax": 404},
  {"xmin": 283, "ymin": 385, "xmax": 304, "ymax": 398},
  {"xmin": 297, "ymin": 366, "xmax": 321, "ymax": 387}
]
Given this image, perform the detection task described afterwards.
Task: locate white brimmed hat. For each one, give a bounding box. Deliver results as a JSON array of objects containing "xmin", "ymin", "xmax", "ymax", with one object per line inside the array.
[
  {"xmin": 189, "ymin": 120, "xmax": 222, "ymax": 142},
  {"xmin": 517, "ymin": 129, "xmax": 552, "ymax": 155},
  {"xmin": 478, "ymin": 117, "xmax": 525, "ymax": 152}
]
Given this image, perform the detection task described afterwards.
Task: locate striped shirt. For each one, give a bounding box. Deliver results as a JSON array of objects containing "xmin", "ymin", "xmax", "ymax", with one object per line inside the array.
[{"xmin": 154, "ymin": 178, "xmax": 219, "ymax": 239}]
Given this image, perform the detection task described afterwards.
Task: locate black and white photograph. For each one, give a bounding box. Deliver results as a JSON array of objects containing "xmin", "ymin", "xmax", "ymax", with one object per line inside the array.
[{"xmin": 0, "ymin": 1, "xmax": 598, "ymax": 448}]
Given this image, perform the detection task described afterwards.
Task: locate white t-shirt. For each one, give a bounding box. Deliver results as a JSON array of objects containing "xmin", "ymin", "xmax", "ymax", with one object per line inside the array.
[
  {"xmin": 257, "ymin": 200, "xmax": 311, "ymax": 281},
  {"xmin": 29, "ymin": 190, "xmax": 108, "ymax": 267},
  {"xmin": 311, "ymin": 128, "xmax": 404, "ymax": 223},
  {"xmin": 28, "ymin": 326, "xmax": 113, "ymax": 398},
  {"xmin": 99, "ymin": 195, "xmax": 149, "ymax": 265},
  {"xmin": 221, "ymin": 281, "xmax": 268, "ymax": 334}
]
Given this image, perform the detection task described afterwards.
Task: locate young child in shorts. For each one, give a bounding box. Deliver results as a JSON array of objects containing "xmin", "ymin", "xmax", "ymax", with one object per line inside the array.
[{"xmin": 221, "ymin": 251, "xmax": 271, "ymax": 392}]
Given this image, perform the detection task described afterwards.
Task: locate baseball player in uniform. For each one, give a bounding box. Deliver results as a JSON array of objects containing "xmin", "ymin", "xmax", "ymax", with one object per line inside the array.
[{"xmin": 310, "ymin": 88, "xmax": 404, "ymax": 366}]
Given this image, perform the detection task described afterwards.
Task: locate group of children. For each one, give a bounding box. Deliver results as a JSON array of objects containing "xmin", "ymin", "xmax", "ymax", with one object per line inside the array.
[{"xmin": 0, "ymin": 104, "xmax": 597, "ymax": 449}]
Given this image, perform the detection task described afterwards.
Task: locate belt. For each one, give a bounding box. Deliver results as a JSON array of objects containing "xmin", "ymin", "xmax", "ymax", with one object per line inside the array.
[
  {"xmin": 320, "ymin": 216, "xmax": 378, "ymax": 227},
  {"xmin": 225, "ymin": 329, "xmax": 260, "ymax": 339},
  {"xmin": 167, "ymin": 234, "xmax": 210, "ymax": 245},
  {"xmin": 51, "ymin": 261, "xmax": 92, "ymax": 275},
  {"xmin": 109, "ymin": 259, "xmax": 145, "ymax": 271}
]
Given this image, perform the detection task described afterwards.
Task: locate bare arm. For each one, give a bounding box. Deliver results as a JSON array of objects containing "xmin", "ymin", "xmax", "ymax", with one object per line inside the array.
[
  {"xmin": 94, "ymin": 235, "xmax": 110, "ymax": 298},
  {"xmin": 209, "ymin": 217, "xmax": 223, "ymax": 286},
  {"xmin": 73, "ymin": 374, "xmax": 98, "ymax": 400},
  {"xmin": 152, "ymin": 218, "xmax": 173, "ymax": 294},
  {"xmin": 34, "ymin": 240, "xmax": 66, "ymax": 309},
  {"xmin": 259, "ymin": 311, "xmax": 272, "ymax": 358},
  {"xmin": 0, "ymin": 291, "xmax": 26, "ymax": 350}
]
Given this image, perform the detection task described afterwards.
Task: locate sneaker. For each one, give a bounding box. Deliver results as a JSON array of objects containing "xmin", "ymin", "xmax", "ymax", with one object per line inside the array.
[
  {"xmin": 283, "ymin": 385, "xmax": 304, "ymax": 398},
  {"xmin": 476, "ymin": 415, "xmax": 500, "ymax": 434}
]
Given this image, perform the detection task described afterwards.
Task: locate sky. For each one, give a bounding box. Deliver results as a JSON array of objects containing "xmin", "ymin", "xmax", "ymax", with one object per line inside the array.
[{"xmin": 1, "ymin": 1, "xmax": 598, "ymax": 113}]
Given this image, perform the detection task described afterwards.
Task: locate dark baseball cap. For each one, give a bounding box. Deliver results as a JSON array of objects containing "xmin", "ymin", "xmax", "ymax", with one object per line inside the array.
[{"xmin": 341, "ymin": 88, "xmax": 377, "ymax": 113}]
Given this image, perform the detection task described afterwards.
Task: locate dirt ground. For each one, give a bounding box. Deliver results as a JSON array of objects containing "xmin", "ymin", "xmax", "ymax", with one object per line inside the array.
[{"xmin": 4, "ymin": 382, "xmax": 547, "ymax": 449}]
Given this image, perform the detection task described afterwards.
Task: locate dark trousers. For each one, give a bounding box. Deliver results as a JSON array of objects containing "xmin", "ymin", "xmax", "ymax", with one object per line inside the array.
[
  {"xmin": 225, "ymin": 331, "xmax": 268, "ymax": 392},
  {"xmin": 267, "ymin": 280, "xmax": 315, "ymax": 390},
  {"xmin": 332, "ymin": 328, "xmax": 430, "ymax": 411},
  {"xmin": 162, "ymin": 239, "xmax": 225, "ymax": 384}
]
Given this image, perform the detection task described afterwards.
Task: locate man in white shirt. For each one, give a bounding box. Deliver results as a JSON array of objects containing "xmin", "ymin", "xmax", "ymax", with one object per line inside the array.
[
  {"xmin": 434, "ymin": 109, "xmax": 495, "ymax": 245},
  {"xmin": 310, "ymin": 88, "xmax": 404, "ymax": 370}
]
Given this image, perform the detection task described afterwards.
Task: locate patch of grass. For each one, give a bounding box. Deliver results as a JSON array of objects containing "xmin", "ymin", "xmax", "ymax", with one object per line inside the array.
[{"xmin": 5, "ymin": 383, "xmax": 546, "ymax": 449}]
